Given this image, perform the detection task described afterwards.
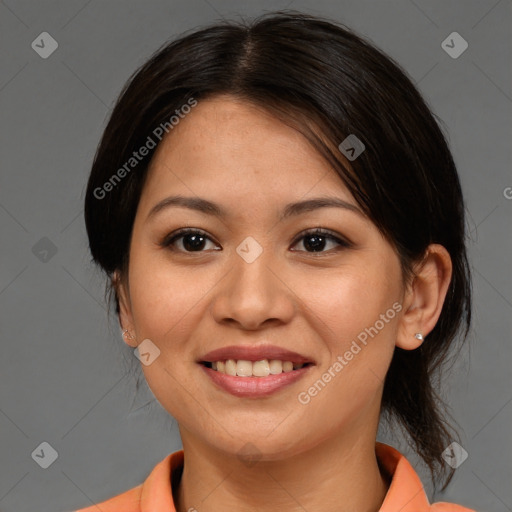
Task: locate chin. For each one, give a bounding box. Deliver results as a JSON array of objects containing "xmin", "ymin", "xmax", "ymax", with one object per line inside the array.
[{"xmin": 207, "ymin": 430, "xmax": 316, "ymax": 463}]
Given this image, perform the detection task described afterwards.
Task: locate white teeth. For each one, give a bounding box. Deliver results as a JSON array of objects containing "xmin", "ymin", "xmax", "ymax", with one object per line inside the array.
[
  {"xmin": 236, "ymin": 360, "xmax": 253, "ymax": 377},
  {"xmin": 252, "ymin": 360, "xmax": 270, "ymax": 377},
  {"xmin": 269, "ymin": 359, "xmax": 283, "ymax": 374},
  {"xmin": 209, "ymin": 359, "xmax": 306, "ymax": 377},
  {"xmin": 282, "ymin": 361, "xmax": 293, "ymax": 372},
  {"xmin": 225, "ymin": 359, "xmax": 237, "ymax": 376}
]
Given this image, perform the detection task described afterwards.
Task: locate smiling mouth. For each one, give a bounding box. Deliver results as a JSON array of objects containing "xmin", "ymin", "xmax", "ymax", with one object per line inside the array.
[{"xmin": 200, "ymin": 359, "xmax": 314, "ymax": 378}]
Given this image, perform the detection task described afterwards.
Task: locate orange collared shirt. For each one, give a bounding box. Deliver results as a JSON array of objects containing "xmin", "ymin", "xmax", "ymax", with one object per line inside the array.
[{"xmin": 74, "ymin": 443, "xmax": 476, "ymax": 511}]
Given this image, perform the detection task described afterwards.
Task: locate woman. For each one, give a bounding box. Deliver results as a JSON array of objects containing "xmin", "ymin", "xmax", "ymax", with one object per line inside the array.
[{"xmin": 76, "ymin": 11, "xmax": 475, "ymax": 512}]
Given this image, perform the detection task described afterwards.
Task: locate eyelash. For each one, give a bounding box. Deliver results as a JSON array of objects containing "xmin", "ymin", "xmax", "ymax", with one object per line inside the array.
[{"xmin": 160, "ymin": 227, "xmax": 352, "ymax": 254}]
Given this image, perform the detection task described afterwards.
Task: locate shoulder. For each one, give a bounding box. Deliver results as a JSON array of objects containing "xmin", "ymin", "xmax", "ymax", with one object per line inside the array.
[
  {"xmin": 376, "ymin": 443, "xmax": 476, "ymax": 512},
  {"xmin": 73, "ymin": 450, "xmax": 181, "ymax": 512},
  {"xmin": 430, "ymin": 502, "xmax": 477, "ymax": 511},
  {"xmin": 73, "ymin": 483, "xmax": 143, "ymax": 512}
]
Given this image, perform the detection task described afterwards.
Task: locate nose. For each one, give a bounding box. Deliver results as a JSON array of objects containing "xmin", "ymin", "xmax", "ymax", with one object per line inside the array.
[{"xmin": 209, "ymin": 244, "xmax": 295, "ymax": 331}]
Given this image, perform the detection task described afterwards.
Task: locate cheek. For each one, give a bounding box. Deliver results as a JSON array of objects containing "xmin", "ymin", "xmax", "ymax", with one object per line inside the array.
[
  {"xmin": 294, "ymin": 263, "xmax": 398, "ymax": 341},
  {"xmin": 128, "ymin": 251, "xmax": 213, "ymax": 344},
  {"xmin": 295, "ymin": 272, "xmax": 398, "ymax": 424},
  {"xmin": 292, "ymin": 259, "xmax": 401, "ymax": 398}
]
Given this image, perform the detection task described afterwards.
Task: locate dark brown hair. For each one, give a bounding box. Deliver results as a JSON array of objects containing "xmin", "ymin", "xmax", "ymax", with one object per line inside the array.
[{"xmin": 84, "ymin": 11, "xmax": 472, "ymax": 491}]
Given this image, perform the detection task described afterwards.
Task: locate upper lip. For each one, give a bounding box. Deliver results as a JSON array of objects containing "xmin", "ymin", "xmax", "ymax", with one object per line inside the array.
[{"xmin": 198, "ymin": 344, "xmax": 315, "ymax": 364}]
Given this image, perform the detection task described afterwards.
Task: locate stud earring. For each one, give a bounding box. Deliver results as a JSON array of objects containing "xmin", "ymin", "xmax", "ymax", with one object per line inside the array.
[
  {"xmin": 123, "ymin": 329, "xmax": 135, "ymax": 341},
  {"xmin": 414, "ymin": 333, "xmax": 424, "ymax": 341}
]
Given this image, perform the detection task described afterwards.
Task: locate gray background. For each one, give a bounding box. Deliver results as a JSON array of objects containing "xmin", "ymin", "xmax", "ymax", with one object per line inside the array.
[{"xmin": 0, "ymin": 1, "xmax": 511, "ymax": 511}]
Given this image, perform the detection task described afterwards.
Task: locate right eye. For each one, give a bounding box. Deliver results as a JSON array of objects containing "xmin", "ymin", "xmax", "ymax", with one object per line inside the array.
[{"xmin": 160, "ymin": 228, "xmax": 220, "ymax": 253}]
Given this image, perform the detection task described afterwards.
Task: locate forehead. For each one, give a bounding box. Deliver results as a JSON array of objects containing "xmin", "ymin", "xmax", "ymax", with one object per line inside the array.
[{"xmin": 139, "ymin": 96, "xmax": 355, "ymax": 209}]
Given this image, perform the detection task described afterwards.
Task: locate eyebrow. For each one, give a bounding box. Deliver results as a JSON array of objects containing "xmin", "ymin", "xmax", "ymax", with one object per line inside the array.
[{"xmin": 146, "ymin": 195, "xmax": 365, "ymax": 222}]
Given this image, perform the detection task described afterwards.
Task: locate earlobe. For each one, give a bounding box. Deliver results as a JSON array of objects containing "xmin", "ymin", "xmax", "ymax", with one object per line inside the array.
[
  {"xmin": 114, "ymin": 270, "xmax": 137, "ymax": 347},
  {"xmin": 395, "ymin": 244, "xmax": 452, "ymax": 351},
  {"xmin": 122, "ymin": 328, "xmax": 137, "ymax": 347}
]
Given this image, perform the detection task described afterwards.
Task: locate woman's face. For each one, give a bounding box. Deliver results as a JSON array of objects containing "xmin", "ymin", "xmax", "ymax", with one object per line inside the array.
[{"xmin": 118, "ymin": 95, "xmax": 409, "ymax": 459}]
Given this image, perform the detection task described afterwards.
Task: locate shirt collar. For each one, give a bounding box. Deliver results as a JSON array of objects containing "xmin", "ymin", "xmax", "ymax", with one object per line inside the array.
[
  {"xmin": 375, "ymin": 442, "xmax": 431, "ymax": 512},
  {"xmin": 140, "ymin": 442, "xmax": 432, "ymax": 512}
]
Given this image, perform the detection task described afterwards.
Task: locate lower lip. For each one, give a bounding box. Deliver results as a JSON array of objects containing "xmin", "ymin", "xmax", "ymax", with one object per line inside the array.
[{"xmin": 199, "ymin": 364, "xmax": 313, "ymax": 398}]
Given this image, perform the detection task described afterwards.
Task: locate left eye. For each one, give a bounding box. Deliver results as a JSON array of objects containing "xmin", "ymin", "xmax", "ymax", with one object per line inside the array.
[
  {"xmin": 161, "ymin": 228, "xmax": 350, "ymax": 253},
  {"xmin": 291, "ymin": 228, "xmax": 351, "ymax": 253}
]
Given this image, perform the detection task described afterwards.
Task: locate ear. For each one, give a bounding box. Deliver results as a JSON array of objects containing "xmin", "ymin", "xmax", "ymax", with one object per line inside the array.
[
  {"xmin": 114, "ymin": 270, "xmax": 137, "ymax": 348},
  {"xmin": 396, "ymin": 244, "xmax": 452, "ymax": 350}
]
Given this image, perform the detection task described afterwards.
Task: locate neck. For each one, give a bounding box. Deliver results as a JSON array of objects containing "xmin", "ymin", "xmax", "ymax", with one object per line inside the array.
[{"xmin": 174, "ymin": 425, "xmax": 390, "ymax": 512}]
